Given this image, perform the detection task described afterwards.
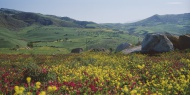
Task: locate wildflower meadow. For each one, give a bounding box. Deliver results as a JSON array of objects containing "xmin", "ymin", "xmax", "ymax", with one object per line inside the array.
[{"xmin": 0, "ymin": 51, "xmax": 190, "ymax": 95}]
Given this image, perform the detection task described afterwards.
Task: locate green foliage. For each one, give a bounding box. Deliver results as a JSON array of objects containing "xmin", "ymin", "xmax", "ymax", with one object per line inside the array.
[
  {"xmin": 23, "ymin": 62, "xmax": 48, "ymax": 82},
  {"xmin": 27, "ymin": 42, "xmax": 33, "ymax": 48}
]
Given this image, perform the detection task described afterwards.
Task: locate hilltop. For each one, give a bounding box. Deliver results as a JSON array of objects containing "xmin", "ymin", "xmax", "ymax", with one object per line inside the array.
[{"xmin": 0, "ymin": 8, "xmax": 96, "ymax": 30}]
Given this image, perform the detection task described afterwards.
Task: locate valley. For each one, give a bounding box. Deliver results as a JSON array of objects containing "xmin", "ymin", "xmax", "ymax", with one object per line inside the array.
[{"xmin": 0, "ymin": 8, "xmax": 189, "ymax": 54}]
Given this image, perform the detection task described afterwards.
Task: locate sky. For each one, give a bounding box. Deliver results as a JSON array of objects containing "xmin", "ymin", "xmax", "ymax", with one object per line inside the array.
[{"xmin": 0, "ymin": 0, "xmax": 190, "ymax": 23}]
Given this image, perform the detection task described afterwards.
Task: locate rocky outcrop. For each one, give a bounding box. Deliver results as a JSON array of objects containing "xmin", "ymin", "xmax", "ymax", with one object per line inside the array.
[
  {"xmin": 141, "ymin": 33, "xmax": 174, "ymax": 53},
  {"xmin": 165, "ymin": 33, "xmax": 180, "ymax": 49},
  {"xmin": 179, "ymin": 34, "xmax": 190, "ymax": 50},
  {"xmin": 115, "ymin": 42, "xmax": 132, "ymax": 53},
  {"xmin": 71, "ymin": 48, "xmax": 83, "ymax": 53}
]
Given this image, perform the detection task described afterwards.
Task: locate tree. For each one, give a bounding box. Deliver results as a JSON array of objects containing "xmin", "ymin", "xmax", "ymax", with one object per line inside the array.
[{"xmin": 27, "ymin": 42, "xmax": 33, "ymax": 48}]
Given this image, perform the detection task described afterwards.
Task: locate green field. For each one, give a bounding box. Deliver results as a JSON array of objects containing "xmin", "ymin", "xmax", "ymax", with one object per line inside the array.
[
  {"xmin": 0, "ymin": 25, "xmax": 141, "ymax": 54},
  {"xmin": 0, "ymin": 28, "xmax": 27, "ymax": 48}
]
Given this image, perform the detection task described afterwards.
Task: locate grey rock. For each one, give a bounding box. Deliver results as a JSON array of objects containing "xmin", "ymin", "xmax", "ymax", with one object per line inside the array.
[
  {"xmin": 165, "ymin": 33, "xmax": 180, "ymax": 49},
  {"xmin": 122, "ymin": 45, "xmax": 141, "ymax": 54},
  {"xmin": 179, "ymin": 34, "xmax": 190, "ymax": 50},
  {"xmin": 115, "ymin": 42, "xmax": 132, "ymax": 52},
  {"xmin": 141, "ymin": 33, "xmax": 174, "ymax": 53},
  {"xmin": 71, "ymin": 48, "xmax": 83, "ymax": 53}
]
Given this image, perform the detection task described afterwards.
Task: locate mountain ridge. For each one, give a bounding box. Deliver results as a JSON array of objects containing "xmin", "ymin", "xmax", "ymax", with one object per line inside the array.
[
  {"xmin": 130, "ymin": 13, "xmax": 190, "ymax": 26},
  {"xmin": 102, "ymin": 13, "xmax": 190, "ymax": 35},
  {"xmin": 0, "ymin": 8, "xmax": 96, "ymax": 30}
]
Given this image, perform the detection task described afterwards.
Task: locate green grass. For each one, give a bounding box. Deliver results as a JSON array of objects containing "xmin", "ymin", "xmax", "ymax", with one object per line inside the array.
[
  {"xmin": 124, "ymin": 24, "xmax": 190, "ymax": 36},
  {"xmin": 0, "ymin": 47, "xmax": 69, "ymax": 54},
  {"xmin": 0, "ymin": 28, "xmax": 27, "ymax": 48},
  {"xmin": 135, "ymin": 24, "xmax": 188, "ymax": 35},
  {"xmin": 0, "ymin": 25, "xmax": 141, "ymax": 54}
]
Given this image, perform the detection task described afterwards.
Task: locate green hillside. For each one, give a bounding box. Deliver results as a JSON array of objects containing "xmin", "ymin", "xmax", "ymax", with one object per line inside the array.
[
  {"xmin": 0, "ymin": 8, "xmax": 141, "ymax": 54},
  {"xmin": 0, "ymin": 8, "xmax": 97, "ymax": 29},
  {"xmin": 0, "ymin": 25, "xmax": 140, "ymax": 54},
  {"xmin": 0, "ymin": 8, "xmax": 189, "ymax": 54},
  {"xmin": 102, "ymin": 13, "xmax": 190, "ymax": 35},
  {"xmin": 0, "ymin": 28, "xmax": 27, "ymax": 48},
  {"xmin": 0, "ymin": 25, "xmax": 139, "ymax": 54}
]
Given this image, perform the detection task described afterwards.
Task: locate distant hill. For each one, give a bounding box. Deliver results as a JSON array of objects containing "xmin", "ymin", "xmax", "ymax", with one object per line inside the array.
[
  {"xmin": 130, "ymin": 13, "xmax": 190, "ymax": 26},
  {"xmin": 0, "ymin": 8, "xmax": 98, "ymax": 49},
  {"xmin": 102, "ymin": 13, "xmax": 190, "ymax": 35},
  {"xmin": 0, "ymin": 8, "xmax": 97, "ymax": 30}
]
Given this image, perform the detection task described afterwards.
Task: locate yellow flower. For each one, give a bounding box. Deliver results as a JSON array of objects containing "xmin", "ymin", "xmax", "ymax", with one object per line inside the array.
[
  {"xmin": 137, "ymin": 64, "xmax": 145, "ymax": 69},
  {"xmin": 14, "ymin": 86, "xmax": 19, "ymax": 91},
  {"xmin": 19, "ymin": 87, "xmax": 25, "ymax": 91},
  {"xmin": 130, "ymin": 89, "xmax": 137, "ymax": 95},
  {"xmin": 26, "ymin": 77, "xmax": 31, "ymax": 84},
  {"xmin": 168, "ymin": 84, "xmax": 173, "ymax": 90},
  {"xmin": 39, "ymin": 91, "xmax": 46, "ymax": 95},
  {"xmin": 47, "ymin": 86, "xmax": 53, "ymax": 92},
  {"xmin": 47, "ymin": 86, "xmax": 57, "ymax": 92},
  {"xmin": 14, "ymin": 86, "xmax": 25, "ymax": 95},
  {"xmin": 122, "ymin": 85, "xmax": 128, "ymax": 93},
  {"xmin": 27, "ymin": 92, "xmax": 32, "ymax": 95},
  {"xmin": 35, "ymin": 81, "xmax": 41, "ymax": 89},
  {"xmin": 128, "ymin": 73, "xmax": 132, "ymax": 78},
  {"xmin": 52, "ymin": 86, "xmax": 57, "ymax": 91},
  {"xmin": 151, "ymin": 93, "xmax": 157, "ymax": 95},
  {"xmin": 36, "ymin": 85, "xmax": 40, "ymax": 89},
  {"xmin": 36, "ymin": 81, "xmax": 41, "ymax": 86}
]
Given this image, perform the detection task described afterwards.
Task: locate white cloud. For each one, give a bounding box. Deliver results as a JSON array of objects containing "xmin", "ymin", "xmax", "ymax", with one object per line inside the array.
[{"xmin": 167, "ymin": 2, "xmax": 183, "ymax": 5}]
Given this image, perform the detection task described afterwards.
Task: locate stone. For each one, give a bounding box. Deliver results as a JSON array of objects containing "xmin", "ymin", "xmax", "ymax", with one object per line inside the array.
[
  {"xmin": 179, "ymin": 34, "xmax": 190, "ymax": 50},
  {"xmin": 115, "ymin": 42, "xmax": 132, "ymax": 52},
  {"xmin": 165, "ymin": 33, "xmax": 180, "ymax": 49},
  {"xmin": 141, "ymin": 33, "xmax": 174, "ymax": 53},
  {"xmin": 122, "ymin": 45, "xmax": 141, "ymax": 54},
  {"xmin": 71, "ymin": 48, "xmax": 83, "ymax": 53}
]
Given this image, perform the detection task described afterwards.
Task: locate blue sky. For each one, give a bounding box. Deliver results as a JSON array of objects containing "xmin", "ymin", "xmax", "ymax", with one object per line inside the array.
[{"xmin": 0, "ymin": 0, "xmax": 189, "ymax": 23}]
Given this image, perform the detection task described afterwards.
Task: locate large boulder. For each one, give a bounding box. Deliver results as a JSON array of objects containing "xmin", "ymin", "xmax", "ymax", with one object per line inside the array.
[
  {"xmin": 179, "ymin": 34, "xmax": 190, "ymax": 50},
  {"xmin": 115, "ymin": 42, "xmax": 132, "ymax": 53},
  {"xmin": 165, "ymin": 33, "xmax": 180, "ymax": 49},
  {"xmin": 71, "ymin": 48, "xmax": 83, "ymax": 53},
  {"xmin": 141, "ymin": 33, "xmax": 174, "ymax": 53}
]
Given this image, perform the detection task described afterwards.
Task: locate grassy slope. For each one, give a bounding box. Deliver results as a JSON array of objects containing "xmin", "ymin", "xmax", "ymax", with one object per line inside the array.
[
  {"xmin": 128, "ymin": 13, "xmax": 190, "ymax": 35},
  {"xmin": 127, "ymin": 24, "xmax": 190, "ymax": 35},
  {"xmin": 0, "ymin": 28, "xmax": 27, "ymax": 48},
  {"xmin": 0, "ymin": 25, "xmax": 140, "ymax": 54}
]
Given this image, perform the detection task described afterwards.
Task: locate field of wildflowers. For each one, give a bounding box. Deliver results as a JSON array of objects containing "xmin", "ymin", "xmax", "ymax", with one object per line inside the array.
[{"xmin": 0, "ymin": 50, "xmax": 190, "ymax": 95}]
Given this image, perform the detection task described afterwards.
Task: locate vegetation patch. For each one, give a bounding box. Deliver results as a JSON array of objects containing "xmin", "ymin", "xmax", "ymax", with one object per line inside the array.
[{"xmin": 0, "ymin": 51, "xmax": 190, "ymax": 94}]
